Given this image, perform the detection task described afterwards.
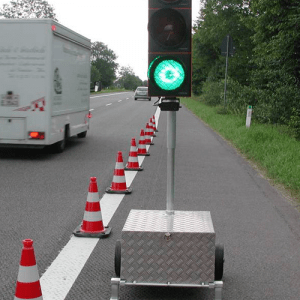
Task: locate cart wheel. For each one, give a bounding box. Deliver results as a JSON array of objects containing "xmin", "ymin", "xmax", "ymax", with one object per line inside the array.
[
  {"xmin": 114, "ymin": 240, "xmax": 121, "ymax": 277},
  {"xmin": 215, "ymin": 244, "xmax": 224, "ymax": 280}
]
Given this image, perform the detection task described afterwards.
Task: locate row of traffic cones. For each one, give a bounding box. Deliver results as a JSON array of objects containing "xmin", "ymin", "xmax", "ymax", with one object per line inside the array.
[
  {"xmin": 13, "ymin": 114, "xmax": 158, "ymax": 299},
  {"xmin": 106, "ymin": 114, "xmax": 158, "ymax": 193},
  {"xmin": 74, "ymin": 113, "xmax": 158, "ymax": 238}
]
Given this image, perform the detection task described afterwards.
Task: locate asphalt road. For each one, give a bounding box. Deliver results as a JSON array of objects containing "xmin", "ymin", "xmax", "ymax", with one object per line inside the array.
[{"xmin": 1, "ymin": 92, "xmax": 300, "ymax": 299}]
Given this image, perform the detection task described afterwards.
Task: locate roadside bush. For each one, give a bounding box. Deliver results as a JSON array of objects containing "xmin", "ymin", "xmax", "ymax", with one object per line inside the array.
[
  {"xmin": 287, "ymin": 107, "xmax": 300, "ymax": 139},
  {"xmin": 201, "ymin": 80, "xmax": 224, "ymax": 106},
  {"xmin": 200, "ymin": 78, "xmax": 257, "ymax": 116},
  {"xmin": 227, "ymin": 79, "xmax": 256, "ymax": 115}
]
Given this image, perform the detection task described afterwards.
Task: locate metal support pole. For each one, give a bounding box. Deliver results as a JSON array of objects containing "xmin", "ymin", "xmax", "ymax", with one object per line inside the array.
[{"xmin": 166, "ymin": 110, "xmax": 176, "ymax": 214}]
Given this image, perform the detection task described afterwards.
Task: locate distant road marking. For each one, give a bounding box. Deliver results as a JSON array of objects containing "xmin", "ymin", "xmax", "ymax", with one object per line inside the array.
[
  {"xmin": 90, "ymin": 92, "xmax": 131, "ymax": 99},
  {"xmin": 106, "ymin": 103, "xmax": 112, "ymax": 106},
  {"xmin": 118, "ymin": 100, "xmax": 122, "ymax": 102},
  {"xmin": 40, "ymin": 108, "xmax": 161, "ymax": 300}
]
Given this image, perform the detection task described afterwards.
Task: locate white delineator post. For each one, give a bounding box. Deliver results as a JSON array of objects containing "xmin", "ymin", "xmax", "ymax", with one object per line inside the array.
[{"xmin": 246, "ymin": 105, "xmax": 252, "ymax": 128}]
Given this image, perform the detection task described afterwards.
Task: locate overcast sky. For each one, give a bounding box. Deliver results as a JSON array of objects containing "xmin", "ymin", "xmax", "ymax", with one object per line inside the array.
[{"xmin": 0, "ymin": 0, "xmax": 202, "ymax": 81}]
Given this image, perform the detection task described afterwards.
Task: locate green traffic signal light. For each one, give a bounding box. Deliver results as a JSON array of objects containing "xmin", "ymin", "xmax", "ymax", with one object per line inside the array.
[
  {"xmin": 149, "ymin": 57, "xmax": 185, "ymax": 91},
  {"xmin": 148, "ymin": 0, "xmax": 191, "ymax": 96}
]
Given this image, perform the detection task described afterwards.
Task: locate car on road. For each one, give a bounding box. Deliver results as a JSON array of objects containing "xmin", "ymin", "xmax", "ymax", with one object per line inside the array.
[{"xmin": 134, "ymin": 87, "xmax": 151, "ymax": 101}]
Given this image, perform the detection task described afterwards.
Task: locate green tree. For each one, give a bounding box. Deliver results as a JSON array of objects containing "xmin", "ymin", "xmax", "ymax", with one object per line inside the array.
[
  {"xmin": 91, "ymin": 41, "xmax": 118, "ymax": 88},
  {"xmin": 249, "ymin": 0, "xmax": 300, "ymax": 123},
  {"xmin": 118, "ymin": 66, "xmax": 135, "ymax": 78},
  {"xmin": 116, "ymin": 66, "xmax": 143, "ymax": 90},
  {"xmin": 91, "ymin": 64, "xmax": 101, "ymax": 84},
  {"xmin": 0, "ymin": 0, "xmax": 58, "ymax": 21},
  {"xmin": 192, "ymin": 0, "xmax": 255, "ymax": 94}
]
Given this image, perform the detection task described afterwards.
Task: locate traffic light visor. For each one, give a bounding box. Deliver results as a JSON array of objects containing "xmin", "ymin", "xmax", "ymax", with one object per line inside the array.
[{"xmin": 149, "ymin": 57, "xmax": 185, "ymax": 91}]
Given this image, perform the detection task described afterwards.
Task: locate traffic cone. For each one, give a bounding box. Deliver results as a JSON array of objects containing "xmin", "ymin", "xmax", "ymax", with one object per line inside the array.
[
  {"xmin": 149, "ymin": 118, "xmax": 156, "ymax": 137},
  {"xmin": 152, "ymin": 115, "xmax": 158, "ymax": 132},
  {"xmin": 74, "ymin": 177, "xmax": 111, "ymax": 238},
  {"xmin": 14, "ymin": 239, "xmax": 43, "ymax": 300},
  {"xmin": 106, "ymin": 151, "xmax": 132, "ymax": 194},
  {"xmin": 137, "ymin": 129, "xmax": 150, "ymax": 156},
  {"xmin": 144, "ymin": 123, "xmax": 154, "ymax": 145},
  {"xmin": 125, "ymin": 138, "xmax": 143, "ymax": 171}
]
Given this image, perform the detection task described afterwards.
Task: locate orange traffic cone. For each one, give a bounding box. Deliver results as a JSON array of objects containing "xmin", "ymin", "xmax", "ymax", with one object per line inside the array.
[
  {"xmin": 14, "ymin": 239, "xmax": 43, "ymax": 300},
  {"xmin": 106, "ymin": 151, "xmax": 132, "ymax": 194},
  {"xmin": 74, "ymin": 177, "xmax": 111, "ymax": 238},
  {"xmin": 125, "ymin": 138, "xmax": 143, "ymax": 171},
  {"xmin": 137, "ymin": 129, "xmax": 150, "ymax": 156},
  {"xmin": 152, "ymin": 115, "xmax": 158, "ymax": 132},
  {"xmin": 144, "ymin": 123, "xmax": 154, "ymax": 145}
]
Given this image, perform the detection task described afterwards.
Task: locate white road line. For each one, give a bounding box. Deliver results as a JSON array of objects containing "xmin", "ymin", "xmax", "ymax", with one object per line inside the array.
[
  {"xmin": 40, "ymin": 107, "xmax": 161, "ymax": 300},
  {"xmin": 90, "ymin": 92, "xmax": 131, "ymax": 99},
  {"xmin": 106, "ymin": 103, "xmax": 112, "ymax": 106},
  {"xmin": 40, "ymin": 238, "xmax": 98, "ymax": 300},
  {"xmin": 118, "ymin": 100, "xmax": 122, "ymax": 102}
]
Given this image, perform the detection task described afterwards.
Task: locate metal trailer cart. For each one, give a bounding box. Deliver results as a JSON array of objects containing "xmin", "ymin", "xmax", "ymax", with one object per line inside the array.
[{"xmin": 110, "ymin": 99, "xmax": 224, "ymax": 300}]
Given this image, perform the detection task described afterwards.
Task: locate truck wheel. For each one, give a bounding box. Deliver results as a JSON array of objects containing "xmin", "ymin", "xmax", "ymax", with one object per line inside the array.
[
  {"xmin": 77, "ymin": 131, "xmax": 87, "ymax": 138},
  {"xmin": 215, "ymin": 244, "xmax": 224, "ymax": 280},
  {"xmin": 114, "ymin": 240, "xmax": 121, "ymax": 277},
  {"xmin": 53, "ymin": 137, "xmax": 65, "ymax": 153},
  {"xmin": 53, "ymin": 126, "xmax": 68, "ymax": 153}
]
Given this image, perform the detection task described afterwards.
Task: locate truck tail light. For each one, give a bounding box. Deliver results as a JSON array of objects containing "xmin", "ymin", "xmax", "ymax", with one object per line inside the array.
[{"xmin": 28, "ymin": 132, "xmax": 45, "ymax": 140}]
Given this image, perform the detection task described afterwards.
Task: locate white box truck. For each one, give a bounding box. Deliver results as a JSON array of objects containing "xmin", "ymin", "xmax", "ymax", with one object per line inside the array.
[{"xmin": 0, "ymin": 19, "xmax": 91, "ymax": 152}]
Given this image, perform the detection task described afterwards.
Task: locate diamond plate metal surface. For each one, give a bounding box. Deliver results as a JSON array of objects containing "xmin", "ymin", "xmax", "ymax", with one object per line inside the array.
[{"xmin": 121, "ymin": 210, "xmax": 215, "ymax": 284}]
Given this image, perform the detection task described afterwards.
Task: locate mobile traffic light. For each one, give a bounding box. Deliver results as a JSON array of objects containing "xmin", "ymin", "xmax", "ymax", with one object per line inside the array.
[{"xmin": 148, "ymin": 0, "xmax": 192, "ymax": 97}]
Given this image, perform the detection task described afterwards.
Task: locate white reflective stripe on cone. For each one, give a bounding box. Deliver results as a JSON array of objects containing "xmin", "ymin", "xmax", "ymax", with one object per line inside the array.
[
  {"xmin": 83, "ymin": 211, "xmax": 102, "ymax": 222},
  {"xmin": 128, "ymin": 157, "xmax": 137, "ymax": 162},
  {"xmin": 112, "ymin": 175, "xmax": 126, "ymax": 183},
  {"xmin": 115, "ymin": 162, "xmax": 124, "ymax": 169},
  {"xmin": 86, "ymin": 192, "xmax": 99, "ymax": 202},
  {"xmin": 17, "ymin": 265, "xmax": 40, "ymax": 283}
]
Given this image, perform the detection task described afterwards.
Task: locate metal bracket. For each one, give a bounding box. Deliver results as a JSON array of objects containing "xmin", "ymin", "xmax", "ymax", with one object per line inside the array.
[{"xmin": 158, "ymin": 97, "xmax": 181, "ymax": 111}]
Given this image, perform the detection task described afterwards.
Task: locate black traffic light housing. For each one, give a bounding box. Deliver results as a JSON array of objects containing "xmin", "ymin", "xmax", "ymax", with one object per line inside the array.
[{"xmin": 148, "ymin": 0, "xmax": 192, "ymax": 97}]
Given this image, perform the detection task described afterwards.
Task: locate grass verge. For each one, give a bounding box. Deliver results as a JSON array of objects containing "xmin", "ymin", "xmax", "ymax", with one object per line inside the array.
[{"xmin": 181, "ymin": 96, "xmax": 300, "ymax": 205}]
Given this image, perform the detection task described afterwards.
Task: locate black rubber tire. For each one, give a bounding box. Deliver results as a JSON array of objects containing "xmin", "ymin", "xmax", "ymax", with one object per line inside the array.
[
  {"xmin": 114, "ymin": 240, "xmax": 121, "ymax": 277},
  {"xmin": 77, "ymin": 131, "xmax": 87, "ymax": 138},
  {"xmin": 215, "ymin": 244, "xmax": 224, "ymax": 280},
  {"xmin": 52, "ymin": 126, "xmax": 68, "ymax": 153}
]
